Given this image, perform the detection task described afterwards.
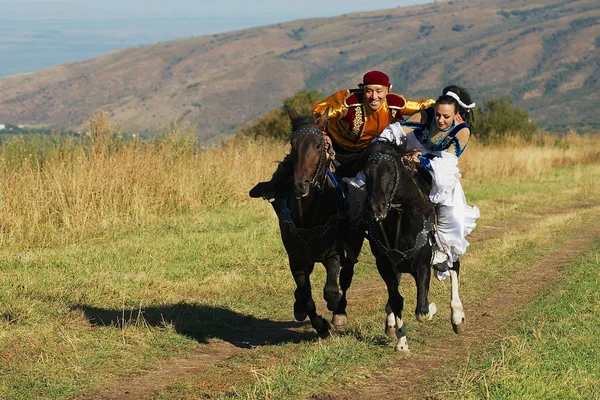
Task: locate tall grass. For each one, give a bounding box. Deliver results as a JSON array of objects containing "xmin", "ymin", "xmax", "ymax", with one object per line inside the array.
[
  {"xmin": 0, "ymin": 112, "xmax": 287, "ymax": 247},
  {"xmin": 460, "ymin": 132, "xmax": 600, "ymax": 181},
  {"xmin": 1, "ymin": 112, "xmax": 599, "ymax": 248}
]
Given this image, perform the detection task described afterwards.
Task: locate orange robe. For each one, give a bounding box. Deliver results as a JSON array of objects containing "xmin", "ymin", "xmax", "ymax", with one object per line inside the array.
[{"xmin": 312, "ymin": 89, "xmax": 435, "ymax": 151}]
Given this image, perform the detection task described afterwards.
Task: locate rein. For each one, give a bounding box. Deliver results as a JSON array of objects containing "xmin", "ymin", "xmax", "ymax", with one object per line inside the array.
[
  {"xmin": 366, "ymin": 152, "xmax": 402, "ymax": 248},
  {"xmin": 364, "ymin": 150, "xmax": 434, "ymax": 264},
  {"xmin": 272, "ymin": 124, "xmax": 343, "ymax": 244},
  {"xmin": 365, "ymin": 212, "xmax": 435, "ymax": 268},
  {"xmin": 291, "ymin": 125, "xmax": 329, "ymax": 229},
  {"xmin": 366, "ymin": 152, "xmax": 402, "ymax": 215}
]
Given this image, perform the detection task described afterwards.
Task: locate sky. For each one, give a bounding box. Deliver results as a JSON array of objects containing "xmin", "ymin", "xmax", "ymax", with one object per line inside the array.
[
  {"xmin": 0, "ymin": 0, "xmax": 432, "ymax": 19},
  {"xmin": 0, "ymin": 0, "xmax": 432, "ymax": 77}
]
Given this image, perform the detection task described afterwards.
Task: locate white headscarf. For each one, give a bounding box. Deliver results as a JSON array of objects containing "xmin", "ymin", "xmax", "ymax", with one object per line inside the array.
[{"xmin": 445, "ymin": 91, "xmax": 476, "ymax": 110}]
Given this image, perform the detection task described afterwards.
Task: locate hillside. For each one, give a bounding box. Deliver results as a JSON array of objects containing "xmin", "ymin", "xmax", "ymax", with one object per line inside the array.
[{"xmin": 0, "ymin": 0, "xmax": 598, "ymax": 138}]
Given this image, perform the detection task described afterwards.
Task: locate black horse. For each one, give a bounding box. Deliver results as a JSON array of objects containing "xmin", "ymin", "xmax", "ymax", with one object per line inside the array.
[
  {"xmin": 270, "ymin": 108, "xmax": 364, "ymax": 338},
  {"xmin": 359, "ymin": 141, "xmax": 440, "ymax": 353}
]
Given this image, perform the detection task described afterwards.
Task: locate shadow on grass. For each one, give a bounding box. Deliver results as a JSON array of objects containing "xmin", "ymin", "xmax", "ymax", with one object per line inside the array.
[{"xmin": 72, "ymin": 303, "xmax": 315, "ymax": 348}]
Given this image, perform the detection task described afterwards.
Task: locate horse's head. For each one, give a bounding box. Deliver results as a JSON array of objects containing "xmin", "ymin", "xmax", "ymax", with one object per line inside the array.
[
  {"xmin": 287, "ymin": 107, "xmax": 329, "ymax": 198},
  {"xmin": 361, "ymin": 142, "xmax": 403, "ymax": 222}
]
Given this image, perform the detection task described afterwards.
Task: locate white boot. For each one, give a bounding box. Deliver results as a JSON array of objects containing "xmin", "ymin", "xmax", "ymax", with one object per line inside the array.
[
  {"xmin": 432, "ymin": 244, "xmax": 451, "ymax": 282},
  {"xmin": 432, "ymin": 247, "xmax": 449, "ymax": 266}
]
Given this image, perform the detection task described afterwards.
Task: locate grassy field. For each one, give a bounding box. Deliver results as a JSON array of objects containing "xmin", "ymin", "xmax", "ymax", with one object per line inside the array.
[
  {"xmin": 1, "ymin": 120, "xmax": 600, "ymax": 399},
  {"xmin": 440, "ymin": 242, "xmax": 600, "ymax": 400}
]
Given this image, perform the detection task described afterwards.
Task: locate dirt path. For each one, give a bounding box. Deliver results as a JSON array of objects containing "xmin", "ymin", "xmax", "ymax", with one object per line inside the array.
[
  {"xmin": 328, "ymin": 217, "xmax": 600, "ymax": 400},
  {"xmin": 72, "ymin": 204, "xmax": 600, "ymax": 400}
]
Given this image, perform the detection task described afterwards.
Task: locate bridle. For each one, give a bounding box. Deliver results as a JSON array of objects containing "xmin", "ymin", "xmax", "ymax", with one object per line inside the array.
[
  {"xmin": 366, "ymin": 152, "xmax": 402, "ymax": 218},
  {"xmin": 274, "ymin": 124, "xmax": 341, "ymax": 240},
  {"xmin": 365, "ymin": 151, "xmax": 433, "ymax": 257},
  {"xmin": 291, "ymin": 125, "xmax": 329, "ymax": 193}
]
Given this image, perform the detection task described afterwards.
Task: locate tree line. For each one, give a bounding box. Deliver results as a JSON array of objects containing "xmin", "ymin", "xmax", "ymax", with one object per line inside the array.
[{"xmin": 237, "ymin": 90, "xmax": 539, "ymax": 144}]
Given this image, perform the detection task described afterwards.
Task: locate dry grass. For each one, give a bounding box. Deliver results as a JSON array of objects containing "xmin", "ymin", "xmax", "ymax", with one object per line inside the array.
[
  {"xmin": 461, "ymin": 132, "xmax": 600, "ymax": 181},
  {"xmin": 0, "ymin": 112, "xmax": 286, "ymax": 247},
  {"xmin": 1, "ymin": 112, "xmax": 599, "ymax": 248}
]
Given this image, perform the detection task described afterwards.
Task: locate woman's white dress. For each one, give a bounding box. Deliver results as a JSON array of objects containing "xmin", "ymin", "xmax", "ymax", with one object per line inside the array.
[{"xmin": 376, "ymin": 112, "xmax": 480, "ymax": 279}]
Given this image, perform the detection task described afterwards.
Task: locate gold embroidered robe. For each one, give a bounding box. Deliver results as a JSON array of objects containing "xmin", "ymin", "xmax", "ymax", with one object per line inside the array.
[{"xmin": 312, "ymin": 89, "xmax": 435, "ymax": 151}]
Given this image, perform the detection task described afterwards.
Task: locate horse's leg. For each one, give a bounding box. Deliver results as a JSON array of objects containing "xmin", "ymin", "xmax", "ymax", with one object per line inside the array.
[
  {"xmin": 378, "ymin": 262, "xmax": 409, "ymax": 353},
  {"xmin": 322, "ymin": 253, "xmax": 341, "ymax": 312},
  {"xmin": 388, "ymin": 283, "xmax": 409, "ymax": 353},
  {"xmin": 292, "ymin": 267, "xmax": 308, "ymax": 322},
  {"xmin": 414, "ymin": 259, "xmax": 438, "ymax": 322},
  {"xmin": 332, "ymin": 253, "xmax": 353, "ymax": 326},
  {"xmin": 384, "ymin": 301, "xmax": 396, "ymax": 338},
  {"xmin": 291, "ymin": 261, "xmax": 331, "ymax": 338},
  {"xmin": 333, "ymin": 232, "xmax": 365, "ymax": 327},
  {"xmin": 384, "ymin": 272, "xmax": 401, "ymax": 338},
  {"xmin": 449, "ymin": 260, "xmax": 465, "ymax": 334}
]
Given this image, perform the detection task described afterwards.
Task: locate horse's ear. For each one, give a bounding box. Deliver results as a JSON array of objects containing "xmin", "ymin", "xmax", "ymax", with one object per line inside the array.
[
  {"xmin": 314, "ymin": 107, "xmax": 330, "ymax": 130},
  {"xmin": 286, "ymin": 105, "xmax": 300, "ymax": 121}
]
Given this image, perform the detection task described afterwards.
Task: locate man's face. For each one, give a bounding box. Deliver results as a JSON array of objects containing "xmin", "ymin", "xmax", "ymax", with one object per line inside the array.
[{"xmin": 363, "ymin": 85, "xmax": 389, "ymax": 111}]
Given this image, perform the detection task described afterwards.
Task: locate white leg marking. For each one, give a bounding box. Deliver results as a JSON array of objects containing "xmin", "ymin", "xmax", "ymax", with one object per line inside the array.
[
  {"xmin": 450, "ymin": 269, "xmax": 465, "ymax": 326},
  {"xmin": 385, "ymin": 302, "xmax": 396, "ymax": 329},
  {"xmin": 394, "ymin": 318, "xmax": 410, "ymax": 353},
  {"xmin": 416, "ymin": 301, "xmax": 438, "ymax": 322},
  {"xmin": 428, "ymin": 302, "xmax": 438, "ymax": 320},
  {"xmin": 384, "ymin": 302, "xmax": 397, "ymax": 338}
]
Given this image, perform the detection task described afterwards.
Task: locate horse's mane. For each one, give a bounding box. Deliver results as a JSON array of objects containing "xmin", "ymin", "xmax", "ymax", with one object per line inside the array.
[{"xmin": 357, "ymin": 141, "xmax": 404, "ymax": 171}]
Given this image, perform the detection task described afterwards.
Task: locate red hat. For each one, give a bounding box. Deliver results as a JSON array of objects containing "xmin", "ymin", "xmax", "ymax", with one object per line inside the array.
[{"xmin": 362, "ymin": 70, "xmax": 391, "ymax": 88}]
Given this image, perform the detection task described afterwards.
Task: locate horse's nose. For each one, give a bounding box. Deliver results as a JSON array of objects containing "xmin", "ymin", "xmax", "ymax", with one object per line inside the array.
[
  {"xmin": 372, "ymin": 201, "xmax": 388, "ymax": 221},
  {"xmin": 294, "ymin": 180, "xmax": 310, "ymax": 198}
]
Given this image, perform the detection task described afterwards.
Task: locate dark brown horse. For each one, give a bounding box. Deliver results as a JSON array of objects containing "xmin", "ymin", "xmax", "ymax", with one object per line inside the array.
[
  {"xmin": 271, "ymin": 108, "xmax": 364, "ymax": 338},
  {"xmin": 359, "ymin": 141, "xmax": 439, "ymax": 352}
]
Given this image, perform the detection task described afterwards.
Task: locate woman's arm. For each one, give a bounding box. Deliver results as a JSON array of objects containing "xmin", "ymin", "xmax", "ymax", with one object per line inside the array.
[{"xmin": 447, "ymin": 127, "xmax": 470, "ymax": 158}]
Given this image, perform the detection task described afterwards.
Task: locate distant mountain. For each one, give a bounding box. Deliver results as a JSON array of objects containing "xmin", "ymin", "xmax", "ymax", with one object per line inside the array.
[{"xmin": 0, "ymin": 0, "xmax": 598, "ymax": 138}]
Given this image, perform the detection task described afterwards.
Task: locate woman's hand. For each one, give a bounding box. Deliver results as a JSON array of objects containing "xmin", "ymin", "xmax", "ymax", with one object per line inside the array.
[{"xmin": 410, "ymin": 150, "xmax": 422, "ymax": 163}]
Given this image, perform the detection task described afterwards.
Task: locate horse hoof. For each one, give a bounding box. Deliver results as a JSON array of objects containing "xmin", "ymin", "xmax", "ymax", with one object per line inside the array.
[
  {"xmin": 429, "ymin": 302, "xmax": 438, "ymax": 318},
  {"xmin": 394, "ymin": 343, "xmax": 410, "ymax": 354},
  {"xmin": 294, "ymin": 311, "xmax": 307, "ymax": 322},
  {"xmin": 385, "ymin": 324, "xmax": 396, "ymax": 338},
  {"xmin": 415, "ymin": 313, "xmax": 428, "ymax": 323},
  {"xmin": 415, "ymin": 302, "xmax": 437, "ymax": 322},
  {"xmin": 318, "ymin": 329, "xmax": 331, "ymax": 339},
  {"xmin": 332, "ymin": 313, "xmax": 347, "ymax": 326},
  {"xmin": 452, "ymin": 318, "xmax": 466, "ymax": 335},
  {"xmin": 317, "ymin": 320, "xmax": 331, "ymax": 338}
]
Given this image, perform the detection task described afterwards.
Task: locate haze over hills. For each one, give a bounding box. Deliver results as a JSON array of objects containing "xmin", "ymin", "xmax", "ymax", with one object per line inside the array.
[{"xmin": 0, "ymin": 0, "xmax": 598, "ymax": 139}]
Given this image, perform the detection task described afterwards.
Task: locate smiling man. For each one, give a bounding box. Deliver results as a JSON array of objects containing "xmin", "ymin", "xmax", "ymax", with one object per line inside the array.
[
  {"xmin": 249, "ymin": 70, "xmax": 434, "ymax": 199},
  {"xmin": 312, "ymin": 70, "xmax": 434, "ymax": 155}
]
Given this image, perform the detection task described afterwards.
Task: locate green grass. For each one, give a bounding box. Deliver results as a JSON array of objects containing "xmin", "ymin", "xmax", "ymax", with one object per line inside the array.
[
  {"xmin": 439, "ymin": 243, "xmax": 600, "ymax": 400},
  {"xmin": 1, "ymin": 163, "xmax": 600, "ymax": 399}
]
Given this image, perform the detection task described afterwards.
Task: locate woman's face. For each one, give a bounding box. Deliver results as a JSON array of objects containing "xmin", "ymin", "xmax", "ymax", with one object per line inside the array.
[{"xmin": 434, "ymin": 103, "xmax": 457, "ymax": 130}]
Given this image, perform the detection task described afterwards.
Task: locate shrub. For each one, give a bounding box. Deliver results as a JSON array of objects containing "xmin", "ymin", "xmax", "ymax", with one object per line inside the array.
[
  {"xmin": 419, "ymin": 24, "xmax": 435, "ymax": 36},
  {"xmin": 471, "ymin": 97, "xmax": 537, "ymax": 143},
  {"xmin": 236, "ymin": 90, "xmax": 324, "ymax": 140}
]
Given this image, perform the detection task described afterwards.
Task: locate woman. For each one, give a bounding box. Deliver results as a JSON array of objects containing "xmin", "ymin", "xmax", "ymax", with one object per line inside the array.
[{"xmin": 375, "ymin": 85, "xmax": 480, "ymax": 280}]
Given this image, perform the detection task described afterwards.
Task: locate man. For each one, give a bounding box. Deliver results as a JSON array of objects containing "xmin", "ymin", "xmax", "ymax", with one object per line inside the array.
[{"xmin": 249, "ymin": 70, "xmax": 435, "ymax": 199}]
